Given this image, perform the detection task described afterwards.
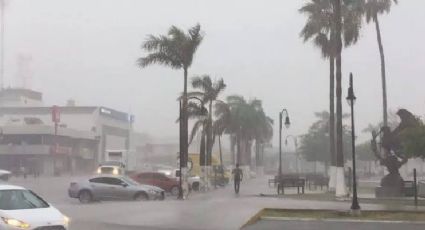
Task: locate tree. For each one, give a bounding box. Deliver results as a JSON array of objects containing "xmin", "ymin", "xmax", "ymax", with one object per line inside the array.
[
  {"xmin": 356, "ymin": 142, "xmax": 376, "ymax": 175},
  {"xmin": 214, "ymin": 101, "xmax": 232, "ymax": 166},
  {"xmin": 363, "ymin": 0, "xmax": 398, "ymax": 127},
  {"xmin": 299, "ymin": 0, "xmax": 363, "ymax": 192},
  {"xmin": 187, "ymin": 99, "xmax": 209, "ymax": 167},
  {"xmin": 299, "ymin": 111, "xmax": 351, "ymax": 171},
  {"xmin": 138, "ymin": 24, "xmax": 204, "ymax": 179},
  {"xmin": 189, "ymin": 75, "xmax": 226, "ymax": 167},
  {"xmin": 216, "ymin": 95, "xmax": 273, "ymax": 169}
]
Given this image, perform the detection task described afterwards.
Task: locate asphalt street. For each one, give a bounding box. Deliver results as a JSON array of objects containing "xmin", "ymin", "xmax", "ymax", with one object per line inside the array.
[{"xmin": 6, "ymin": 175, "xmax": 425, "ymax": 230}]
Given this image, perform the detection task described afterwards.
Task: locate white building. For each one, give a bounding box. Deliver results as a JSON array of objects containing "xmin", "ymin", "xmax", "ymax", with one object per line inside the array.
[{"xmin": 0, "ymin": 88, "xmax": 135, "ymax": 175}]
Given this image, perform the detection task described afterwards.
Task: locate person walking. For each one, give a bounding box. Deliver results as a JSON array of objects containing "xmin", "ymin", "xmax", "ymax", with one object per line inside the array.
[{"xmin": 232, "ymin": 164, "xmax": 243, "ymax": 194}]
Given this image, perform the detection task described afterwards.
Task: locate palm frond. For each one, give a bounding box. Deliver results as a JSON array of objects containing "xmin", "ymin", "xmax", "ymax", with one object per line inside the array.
[
  {"xmin": 189, "ymin": 120, "xmax": 206, "ymax": 145},
  {"xmin": 137, "ymin": 52, "xmax": 182, "ymax": 69}
]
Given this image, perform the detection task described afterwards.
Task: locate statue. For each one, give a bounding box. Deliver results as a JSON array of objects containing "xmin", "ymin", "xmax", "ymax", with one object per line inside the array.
[{"xmin": 371, "ymin": 109, "xmax": 419, "ymax": 197}]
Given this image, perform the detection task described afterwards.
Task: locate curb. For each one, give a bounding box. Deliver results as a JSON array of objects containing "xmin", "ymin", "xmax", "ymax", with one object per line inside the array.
[
  {"xmin": 240, "ymin": 209, "xmax": 265, "ymax": 229},
  {"xmin": 260, "ymin": 216, "xmax": 425, "ymax": 225}
]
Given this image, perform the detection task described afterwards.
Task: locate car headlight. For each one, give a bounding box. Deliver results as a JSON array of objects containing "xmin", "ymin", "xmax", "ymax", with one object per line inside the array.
[
  {"xmin": 1, "ymin": 217, "xmax": 30, "ymax": 229},
  {"xmin": 112, "ymin": 168, "xmax": 119, "ymax": 175},
  {"xmin": 96, "ymin": 168, "xmax": 101, "ymax": 174},
  {"xmin": 63, "ymin": 215, "xmax": 70, "ymax": 225}
]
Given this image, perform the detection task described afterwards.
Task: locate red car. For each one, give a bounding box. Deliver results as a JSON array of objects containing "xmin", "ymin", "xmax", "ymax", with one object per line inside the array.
[{"xmin": 130, "ymin": 172, "xmax": 180, "ymax": 196}]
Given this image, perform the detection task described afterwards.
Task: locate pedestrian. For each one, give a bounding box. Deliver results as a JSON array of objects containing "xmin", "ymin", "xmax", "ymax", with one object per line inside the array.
[{"xmin": 232, "ymin": 164, "xmax": 243, "ymax": 194}]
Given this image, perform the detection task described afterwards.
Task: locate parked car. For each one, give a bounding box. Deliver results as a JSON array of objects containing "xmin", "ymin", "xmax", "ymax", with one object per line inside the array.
[
  {"xmin": 158, "ymin": 169, "xmax": 201, "ymax": 191},
  {"xmin": 96, "ymin": 161, "xmax": 126, "ymax": 175},
  {"xmin": 0, "ymin": 184, "xmax": 69, "ymax": 230},
  {"xmin": 0, "ymin": 170, "xmax": 11, "ymax": 181},
  {"xmin": 68, "ymin": 175, "xmax": 165, "ymax": 203},
  {"xmin": 130, "ymin": 172, "xmax": 180, "ymax": 196}
]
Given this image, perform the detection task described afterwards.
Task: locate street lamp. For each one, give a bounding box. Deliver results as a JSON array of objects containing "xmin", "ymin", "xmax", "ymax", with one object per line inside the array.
[
  {"xmin": 279, "ymin": 109, "xmax": 290, "ymax": 178},
  {"xmin": 346, "ymin": 72, "xmax": 360, "ymax": 212},
  {"xmin": 285, "ymin": 135, "xmax": 299, "ymax": 174}
]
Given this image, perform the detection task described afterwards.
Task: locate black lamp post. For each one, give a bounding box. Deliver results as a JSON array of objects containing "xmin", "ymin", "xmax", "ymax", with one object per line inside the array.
[
  {"xmin": 346, "ymin": 72, "xmax": 360, "ymax": 211},
  {"xmin": 279, "ymin": 109, "xmax": 290, "ymax": 177}
]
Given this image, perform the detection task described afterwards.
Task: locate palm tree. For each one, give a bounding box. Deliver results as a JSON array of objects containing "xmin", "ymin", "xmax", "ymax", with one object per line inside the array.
[
  {"xmin": 138, "ymin": 24, "xmax": 204, "ymax": 174},
  {"xmin": 299, "ymin": 0, "xmax": 363, "ymax": 192},
  {"xmin": 252, "ymin": 105, "xmax": 273, "ymax": 172},
  {"xmin": 214, "ymin": 101, "xmax": 232, "ymax": 167},
  {"xmin": 363, "ymin": 0, "xmax": 398, "ymax": 127},
  {"xmin": 221, "ymin": 96, "xmax": 273, "ymax": 169},
  {"xmin": 189, "ymin": 75, "xmax": 226, "ymax": 166},
  {"xmin": 187, "ymin": 100, "xmax": 209, "ymax": 167}
]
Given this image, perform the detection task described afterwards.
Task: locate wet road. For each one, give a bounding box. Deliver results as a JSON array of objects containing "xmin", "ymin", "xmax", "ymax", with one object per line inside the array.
[{"xmin": 7, "ymin": 175, "xmax": 425, "ymax": 230}]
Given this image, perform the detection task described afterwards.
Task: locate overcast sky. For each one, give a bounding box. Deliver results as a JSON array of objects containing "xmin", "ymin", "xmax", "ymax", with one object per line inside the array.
[{"xmin": 3, "ymin": 0, "xmax": 425, "ymax": 145}]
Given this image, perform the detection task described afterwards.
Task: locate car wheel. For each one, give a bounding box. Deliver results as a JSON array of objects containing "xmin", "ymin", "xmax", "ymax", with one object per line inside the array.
[
  {"xmin": 159, "ymin": 192, "xmax": 165, "ymax": 200},
  {"xmin": 192, "ymin": 182, "xmax": 200, "ymax": 191},
  {"xmin": 134, "ymin": 192, "xmax": 148, "ymax": 201},
  {"xmin": 170, "ymin": 186, "xmax": 180, "ymax": 196},
  {"xmin": 79, "ymin": 190, "xmax": 92, "ymax": 204}
]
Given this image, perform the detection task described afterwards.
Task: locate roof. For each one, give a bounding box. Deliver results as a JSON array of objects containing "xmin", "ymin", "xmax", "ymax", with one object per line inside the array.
[
  {"xmin": 0, "ymin": 184, "xmax": 25, "ymax": 190},
  {"xmin": 0, "ymin": 88, "xmax": 42, "ymax": 101}
]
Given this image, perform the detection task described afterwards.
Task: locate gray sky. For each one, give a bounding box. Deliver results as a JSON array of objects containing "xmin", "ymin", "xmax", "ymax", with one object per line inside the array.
[{"xmin": 3, "ymin": 0, "xmax": 425, "ymax": 145}]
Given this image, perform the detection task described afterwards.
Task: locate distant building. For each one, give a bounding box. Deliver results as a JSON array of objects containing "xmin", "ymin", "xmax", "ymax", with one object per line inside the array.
[
  {"xmin": 0, "ymin": 88, "xmax": 43, "ymax": 107},
  {"xmin": 0, "ymin": 89, "xmax": 135, "ymax": 175}
]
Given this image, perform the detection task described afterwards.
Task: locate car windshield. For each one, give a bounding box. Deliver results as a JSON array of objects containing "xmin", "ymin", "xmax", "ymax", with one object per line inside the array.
[
  {"xmin": 120, "ymin": 177, "xmax": 140, "ymax": 186},
  {"xmin": 0, "ymin": 189, "xmax": 49, "ymax": 210}
]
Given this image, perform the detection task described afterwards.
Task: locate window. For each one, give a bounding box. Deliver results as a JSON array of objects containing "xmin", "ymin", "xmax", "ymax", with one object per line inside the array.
[
  {"xmin": 0, "ymin": 189, "xmax": 49, "ymax": 210},
  {"xmin": 104, "ymin": 177, "xmax": 124, "ymax": 186},
  {"xmin": 89, "ymin": 177, "xmax": 108, "ymax": 184}
]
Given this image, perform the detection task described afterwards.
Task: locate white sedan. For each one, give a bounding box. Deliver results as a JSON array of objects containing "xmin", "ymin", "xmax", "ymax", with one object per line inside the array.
[
  {"xmin": 0, "ymin": 169, "xmax": 11, "ymax": 181},
  {"xmin": 0, "ymin": 184, "xmax": 69, "ymax": 230}
]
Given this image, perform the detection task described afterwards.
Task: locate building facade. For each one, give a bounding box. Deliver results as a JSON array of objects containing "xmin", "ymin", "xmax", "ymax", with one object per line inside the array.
[{"xmin": 0, "ymin": 89, "xmax": 134, "ymax": 175}]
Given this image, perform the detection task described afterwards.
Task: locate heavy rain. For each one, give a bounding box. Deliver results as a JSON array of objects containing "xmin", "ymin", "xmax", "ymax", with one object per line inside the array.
[{"xmin": 0, "ymin": 0, "xmax": 425, "ymax": 230}]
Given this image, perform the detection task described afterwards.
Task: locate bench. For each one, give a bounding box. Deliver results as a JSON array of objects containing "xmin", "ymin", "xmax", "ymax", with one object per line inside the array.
[
  {"xmin": 305, "ymin": 174, "xmax": 329, "ymax": 190},
  {"xmin": 276, "ymin": 177, "xmax": 305, "ymax": 195}
]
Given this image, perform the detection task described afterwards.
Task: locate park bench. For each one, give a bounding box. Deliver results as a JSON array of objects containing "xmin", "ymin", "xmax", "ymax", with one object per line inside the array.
[
  {"xmin": 305, "ymin": 174, "xmax": 329, "ymax": 190},
  {"xmin": 276, "ymin": 176, "xmax": 305, "ymax": 195}
]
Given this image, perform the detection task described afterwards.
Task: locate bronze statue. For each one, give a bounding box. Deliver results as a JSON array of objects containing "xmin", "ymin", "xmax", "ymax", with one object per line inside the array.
[{"xmin": 371, "ymin": 109, "xmax": 419, "ymax": 196}]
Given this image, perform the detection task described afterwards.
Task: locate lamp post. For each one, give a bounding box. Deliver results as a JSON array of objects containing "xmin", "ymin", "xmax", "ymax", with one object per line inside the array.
[
  {"xmin": 346, "ymin": 72, "xmax": 360, "ymax": 212},
  {"xmin": 285, "ymin": 135, "xmax": 298, "ymax": 174},
  {"xmin": 279, "ymin": 109, "xmax": 290, "ymax": 177}
]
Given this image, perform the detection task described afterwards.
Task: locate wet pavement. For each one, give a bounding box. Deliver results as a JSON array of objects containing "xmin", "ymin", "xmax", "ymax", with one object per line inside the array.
[{"xmin": 6, "ymin": 175, "xmax": 425, "ymax": 230}]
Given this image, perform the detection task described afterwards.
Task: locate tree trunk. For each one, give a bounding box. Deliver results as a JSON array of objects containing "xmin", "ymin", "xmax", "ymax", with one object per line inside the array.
[
  {"xmin": 255, "ymin": 140, "xmax": 260, "ymax": 168},
  {"xmin": 236, "ymin": 133, "xmax": 241, "ymax": 165},
  {"xmin": 200, "ymin": 129, "xmax": 206, "ymax": 166},
  {"xmin": 181, "ymin": 68, "xmax": 189, "ymax": 168},
  {"xmin": 206, "ymin": 101, "xmax": 213, "ymax": 166},
  {"xmin": 333, "ymin": 0, "xmax": 347, "ymax": 197},
  {"xmin": 329, "ymin": 56, "xmax": 337, "ymax": 192},
  {"xmin": 374, "ymin": 14, "xmax": 388, "ymax": 127},
  {"xmin": 218, "ymin": 135, "xmax": 223, "ymax": 167},
  {"xmin": 230, "ymin": 135, "xmax": 236, "ymax": 165}
]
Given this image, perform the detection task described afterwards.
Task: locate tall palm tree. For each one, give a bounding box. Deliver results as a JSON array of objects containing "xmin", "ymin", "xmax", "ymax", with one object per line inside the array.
[
  {"xmin": 189, "ymin": 75, "xmax": 226, "ymax": 166},
  {"xmin": 187, "ymin": 100, "xmax": 208, "ymax": 167},
  {"xmin": 363, "ymin": 0, "xmax": 398, "ymax": 127},
  {"xmin": 331, "ymin": 0, "xmax": 348, "ymax": 197},
  {"xmin": 222, "ymin": 96, "xmax": 273, "ymax": 169},
  {"xmin": 138, "ymin": 24, "xmax": 204, "ymax": 175},
  {"xmin": 299, "ymin": 0, "xmax": 363, "ymax": 192},
  {"xmin": 253, "ymin": 104, "xmax": 273, "ymax": 171},
  {"xmin": 214, "ymin": 101, "xmax": 232, "ymax": 167}
]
